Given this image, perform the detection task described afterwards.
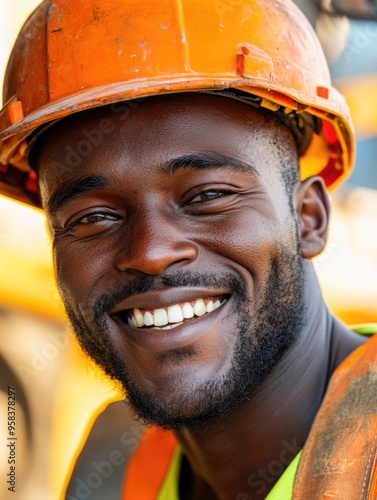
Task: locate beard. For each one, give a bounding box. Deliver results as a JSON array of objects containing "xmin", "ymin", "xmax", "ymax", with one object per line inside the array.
[{"xmin": 61, "ymin": 241, "xmax": 305, "ymax": 430}]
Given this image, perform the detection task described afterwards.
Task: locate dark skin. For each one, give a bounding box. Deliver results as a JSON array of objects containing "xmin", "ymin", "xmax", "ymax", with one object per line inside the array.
[{"xmin": 37, "ymin": 94, "xmax": 365, "ymax": 499}]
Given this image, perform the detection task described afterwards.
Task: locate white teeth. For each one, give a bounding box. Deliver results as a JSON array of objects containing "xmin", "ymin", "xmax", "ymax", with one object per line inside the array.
[
  {"xmin": 144, "ymin": 311, "xmax": 154, "ymax": 326},
  {"xmin": 206, "ymin": 300, "xmax": 215, "ymax": 313},
  {"xmin": 134, "ymin": 308, "xmax": 144, "ymax": 327},
  {"xmin": 168, "ymin": 304, "xmax": 184, "ymax": 323},
  {"xmin": 154, "ymin": 308, "xmax": 169, "ymax": 327},
  {"xmin": 127, "ymin": 316, "xmax": 137, "ymax": 328},
  {"xmin": 193, "ymin": 298, "xmax": 207, "ymax": 317},
  {"xmin": 126, "ymin": 297, "xmax": 226, "ymax": 328},
  {"xmin": 182, "ymin": 302, "xmax": 194, "ymax": 319}
]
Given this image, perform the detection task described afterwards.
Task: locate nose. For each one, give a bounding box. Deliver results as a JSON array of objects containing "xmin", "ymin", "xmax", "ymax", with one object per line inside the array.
[{"xmin": 115, "ymin": 211, "xmax": 198, "ymax": 275}]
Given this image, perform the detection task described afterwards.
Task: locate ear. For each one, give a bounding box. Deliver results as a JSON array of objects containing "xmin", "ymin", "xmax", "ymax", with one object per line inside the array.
[{"xmin": 295, "ymin": 176, "xmax": 330, "ymax": 259}]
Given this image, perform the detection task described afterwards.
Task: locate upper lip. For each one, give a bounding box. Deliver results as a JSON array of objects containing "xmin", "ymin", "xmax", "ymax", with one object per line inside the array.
[{"xmin": 109, "ymin": 287, "xmax": 230, "ymax": 313}]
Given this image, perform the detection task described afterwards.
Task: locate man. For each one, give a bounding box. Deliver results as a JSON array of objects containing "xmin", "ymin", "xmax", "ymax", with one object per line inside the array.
[{"xmin": 0, "ymin": 0, "xmax": 376, "ymax": 498}]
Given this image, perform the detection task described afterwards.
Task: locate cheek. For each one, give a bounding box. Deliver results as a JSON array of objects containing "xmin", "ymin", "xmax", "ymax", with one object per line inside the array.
[
  {"xmin": 198, "ymin": 209, "xmax": 289, "ymax": 269},
  {"xmin": 195, "ymin": 208, "xmax": 298, "ymax": 305},
  {"xmin": 53, "ymin": 240, "xmax": 115, "ymax": 308}
]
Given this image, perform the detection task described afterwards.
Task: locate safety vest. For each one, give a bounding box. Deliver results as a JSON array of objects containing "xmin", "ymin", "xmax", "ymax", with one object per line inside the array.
[{"xmin": 122, "ymin": 328, "xmax": 377, "ymax": 499}]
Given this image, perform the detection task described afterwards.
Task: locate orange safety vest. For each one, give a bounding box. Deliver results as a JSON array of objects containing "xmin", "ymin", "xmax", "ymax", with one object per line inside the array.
[
  {"xmin": 122, "ymin": 334, "xmax": 377, "ymax": 499},
  {"xmin": 293, "ymin": 333, "xmax": 377, "ymax": 499},
  {"xmin": 122, "ymin": 426, "xmax": 177, "ymax": 499}
]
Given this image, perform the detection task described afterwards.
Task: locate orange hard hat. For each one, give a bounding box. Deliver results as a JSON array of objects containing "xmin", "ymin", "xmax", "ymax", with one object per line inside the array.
[{"xmin": 0, "ymin": 0, "xmax": 354, "ymax": 207}]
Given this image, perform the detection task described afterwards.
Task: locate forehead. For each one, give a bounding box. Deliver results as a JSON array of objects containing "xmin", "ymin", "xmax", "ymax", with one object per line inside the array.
[{"xmin": 37, "ymin": 93, "xmax": 296, "ymax": 195}]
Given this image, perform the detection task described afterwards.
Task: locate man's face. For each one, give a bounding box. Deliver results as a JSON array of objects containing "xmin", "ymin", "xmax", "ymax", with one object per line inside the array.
[{"xmin": 38, "ymin": 94, "xmax": 305, "ymax": 429}]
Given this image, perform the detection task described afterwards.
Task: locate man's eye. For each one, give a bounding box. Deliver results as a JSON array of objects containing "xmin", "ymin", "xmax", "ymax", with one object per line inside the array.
[
  {"xmin": 188, "ymin": 191, "xmax": 225, "ymax": 204},
  {"xmin": 74, "ymin": 213, "xmax": 118, "ymax": 225},
  {"xmin": 59, "ymin": 212, "xmax": 120, "ymax": 236}
]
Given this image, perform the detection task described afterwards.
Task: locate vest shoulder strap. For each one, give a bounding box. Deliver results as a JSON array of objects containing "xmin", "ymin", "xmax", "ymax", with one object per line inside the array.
[
  {"xmin": 293, "ymin": 334, "xmax": 377, "ymax": 499},
  {"xmin": 122, "ymin": 426, "xmax": 177, "ymax": 500}
]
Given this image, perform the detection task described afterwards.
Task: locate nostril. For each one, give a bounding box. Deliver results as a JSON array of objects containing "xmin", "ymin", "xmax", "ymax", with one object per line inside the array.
[{"xmin": 165, "ymin": 255, "xmax": 197, "ymax": 270}]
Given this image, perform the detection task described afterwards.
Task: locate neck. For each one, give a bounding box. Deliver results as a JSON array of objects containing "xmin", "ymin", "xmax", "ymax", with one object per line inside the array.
[{"xmin": 174, "ymin": 262, "xmax": 364, "ymax": 499}]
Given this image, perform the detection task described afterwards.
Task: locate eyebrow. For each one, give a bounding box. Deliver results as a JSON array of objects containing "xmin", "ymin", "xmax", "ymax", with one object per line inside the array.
[
  {"xmin": 47, "ymin": 153, "xmax": 257, "ymax": 215},
  {"xmin": 47, "ymin": 175, "xmax": 109, "ymax": 216},
  {"xmin": 163, "ymin": 152, "xmax": 258, "ymax": 175}
]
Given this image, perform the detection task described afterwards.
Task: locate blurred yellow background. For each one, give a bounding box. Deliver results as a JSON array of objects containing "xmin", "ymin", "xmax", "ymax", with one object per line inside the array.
[
  {"xmin": 0, "ymin": 5, "xmax": 120, "ymax": 500},
  {"xmin": 0, "ymin": 1, "xmax": 376, "ymax": 499}
]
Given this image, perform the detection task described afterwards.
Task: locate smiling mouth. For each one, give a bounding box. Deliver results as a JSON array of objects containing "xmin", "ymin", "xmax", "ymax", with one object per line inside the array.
[{"xmin": 120, "ymin": 297, "xmax": 228, "ymax": 330}]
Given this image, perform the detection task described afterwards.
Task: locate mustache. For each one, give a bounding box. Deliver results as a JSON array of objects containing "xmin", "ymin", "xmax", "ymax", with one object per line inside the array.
[{"xmin": 93, "ymin": 271, "xmax": 243, "ymax": 320}]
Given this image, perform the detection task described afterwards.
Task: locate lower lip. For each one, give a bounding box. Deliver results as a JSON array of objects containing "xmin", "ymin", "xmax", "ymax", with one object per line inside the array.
[{"xmin": 113, "ymin": 299, "xmax": 230, "ymax": 352}]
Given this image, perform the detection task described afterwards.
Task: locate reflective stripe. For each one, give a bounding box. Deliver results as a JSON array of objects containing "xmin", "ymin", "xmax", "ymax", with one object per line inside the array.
[
  {"xmin": 157, "ymin": 448, "xmax": 302, "ymax": 500},
  {"xmin": 351, "ymin": 324, "xmax": 377, "ymax": 335},
  {"xmin": 157, "ymin": 446, "xmax": 182, "ymax": 499},
  {"xmin": 266, "ymin": 452, "xmax": 302, "ymax": 500},
  {"xmin": 122, "ymin": 427, "xmax": 177, "ymax": 499}
]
